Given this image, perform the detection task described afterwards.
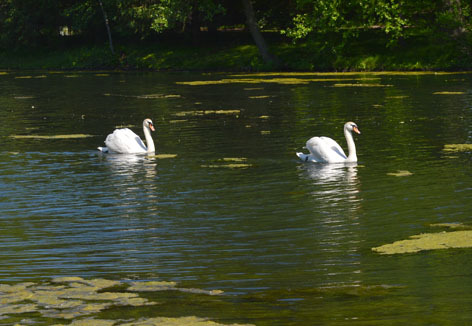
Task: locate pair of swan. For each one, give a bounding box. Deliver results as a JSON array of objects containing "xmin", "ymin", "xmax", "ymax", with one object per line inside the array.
[{"xmin": 98, "ymin": 119, "xmax": 360, "ymax": 164}]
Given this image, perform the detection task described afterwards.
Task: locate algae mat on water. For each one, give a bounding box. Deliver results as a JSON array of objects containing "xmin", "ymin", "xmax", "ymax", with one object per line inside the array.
[
  {"xmin": 0, "ymin": 277, "xmax": 250, "ymax": 326},
  {"xmin": 372, "ymin": 230, "xmax": 472, "ymax": 254}
]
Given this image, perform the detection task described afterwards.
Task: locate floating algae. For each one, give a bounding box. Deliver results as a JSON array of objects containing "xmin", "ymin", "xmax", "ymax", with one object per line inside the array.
[
  {"xmin": 137, "ymin": 94, "xmax": 181, "ymax": 99},
  {"xmin": 52, "ymin": 319, "xmax": 115, "ymax": 326},
  {"xmin": 174, "ymin": 109, "xmax": 241, "ymax": 117},
  {"xmin": 220, "ymin": 157, "xmax": 248, "ymax": 162},
  {"xmin": 9, "ymin": 134, "xmax": 94, "ymax": 139},
  {"xmin": 0, "ymin": 277, "xmax": 228, "ymax": 323},
  {"xmin": 443, "ymin": 144, "xmax": 472, "ymax": 152},
  {"xmin": 177, "ymin": 77, "xmax": 381, "ymax": 86},
  {"xmin": 201, "ymin": 157, "xmax": 252, "ymax": 169},
  {"xmin": 118, "ymin": 316, "xmax": 253, "ymax": 326},
  {"xmin": 15, "ymin": 75, "xmax": 47, "ymax": 79},
  {"xmin": 372, "ymin": 230, "xmax": 472, "ymax": 254},
  {"xmin": 128, "ymin": 281, "xmax": 223, "ymax": 296},
  {"xmin": 430, "ymin": 222, "xmax": 471, "ymax": 230},
  {"xmin": 147, "ymin": 154, "xmax": 178, "ymax": 159},
  {"xmin": 332, "ymin": 83, "xmax": 393, "ymax": 87},
  {"xmin": 387, "ymin": 170, "xmax": 413, "ymax": 177},
  {"xmin": 248, "ymin": 95, "xmax": 271, "ymax": 99},
  {"xmin": 386, "ymin": 95, "xmax": 409, "ymax": 99},
  {"xmin": 104, "ymin": 93, "xmax": 181, "ymax": 99},
  {"xmin": 127, "ymin": 281, "xmax": 177, "ymax": 292},
  {"xmin": 201, "ymin": 164, "xmax": 252, "ymax": 169},
  {"xmin": 433, "ymin": 91, "xmax": 465, "ymax": 95}
]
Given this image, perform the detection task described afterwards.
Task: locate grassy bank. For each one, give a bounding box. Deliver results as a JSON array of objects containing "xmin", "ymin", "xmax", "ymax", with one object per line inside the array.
[{"xmin": 0, "ymin": 31, "xmax": 470, "ymax": 71}]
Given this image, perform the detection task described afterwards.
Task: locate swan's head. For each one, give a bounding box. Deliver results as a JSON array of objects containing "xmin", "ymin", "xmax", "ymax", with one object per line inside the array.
[
  {"xmin": 345, "ymin": 121, "xmax": 360, "ymax": 134},
  {"xmin": 143, "ymin": 118, "xmax": 155, "ymax": 132}
]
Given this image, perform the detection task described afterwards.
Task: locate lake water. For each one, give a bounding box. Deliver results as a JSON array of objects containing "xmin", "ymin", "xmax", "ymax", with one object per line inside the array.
[{"xmin": 0, "ymin": 71, "xmax": 471, "ymax": 325}]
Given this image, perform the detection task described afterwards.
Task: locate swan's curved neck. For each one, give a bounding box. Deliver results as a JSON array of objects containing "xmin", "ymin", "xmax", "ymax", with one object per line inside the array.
[
  {"xmin": 143, "ymin": 125, "xmax": 155, "ymax": 153},
  {"xmin": 344, "ymin": 128, "xmax": 357, "ymax": 162}
]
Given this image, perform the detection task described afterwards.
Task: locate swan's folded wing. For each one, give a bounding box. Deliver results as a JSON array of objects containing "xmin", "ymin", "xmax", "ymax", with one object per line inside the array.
[
  {"xmin": 306, "ymin": 136, "xmax": 347, "ymax": 163},
  {"xmin": 105, "ymin": 128, "xmax": 147, "ymax": 154}
]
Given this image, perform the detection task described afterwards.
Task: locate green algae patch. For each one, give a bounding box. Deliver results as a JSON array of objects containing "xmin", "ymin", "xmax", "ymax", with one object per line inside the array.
[
  {"xmin": 147, "ymin": 154, "xmax": 178, "ymax": 159},
  {"xmin": 443, "ymin": 144, "xmax": 472, "ymax": 152},
  {"xmin": 430, "ymin": 222, "xmax": 471, "ymax": 229},
  {"xmin": 372, "ymin": 230, "xmax": 472, "ymax": 254},
  {"xmin": 0, "ymin": 277, "xmax": 228, "ymax": 323},
  {"xmin": 127, "ymin": 280, "xmax": 223, "ymax": 296},
  {"xmin": 177, "ymin": 77, "xmax": 380, "ymax": 86},
  {"xmin": 104, "ymin": 93, "xmax": 181, "ymax": 99},
  {"xmin": 52, "ymin": 319, "xmax": 115, "ymax": 326},
  {"xmin": 120, "ymin": 316, "xmax": 252, "ymax": 326},
  {"xmin": 10, "ymin": 134, "xmax": 94, "ymax": 140},
  {"xmin": 174, "ymin": 109, "xmax": 241, "ymax": 117},
  {"xmin": 387, "ymin": 170, "xmax": 413, "ymax": 177},
  {"xmin": 221, "ymin": 157, "xmax": 248, "ymax": 162},
  {"xmin": 201, "ymin": 164, "xmax": 252, "ymax": 169},
  {"xmin": 202, "ymin": 157, "xmax": 252, "ymax": 169},
  {"xmin": 249, "ymin": 95, "xmax": 271, "ymax": 99},
  {"xmin": 332, "ymin": 83, "xmax": 393, "ymax": 87},
  {"xmin": 433, "ymin": 91, "xmax": 465, "ymax": 95},
  {"xmin": 127, "ymin": 281, "xmax": 178, "ymax": 292}
]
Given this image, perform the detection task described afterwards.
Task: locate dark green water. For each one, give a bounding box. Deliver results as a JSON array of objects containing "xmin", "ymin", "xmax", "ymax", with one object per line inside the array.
[{"xmin": 0, "ymin": 71, "xmax": 471, "ymax": 325}]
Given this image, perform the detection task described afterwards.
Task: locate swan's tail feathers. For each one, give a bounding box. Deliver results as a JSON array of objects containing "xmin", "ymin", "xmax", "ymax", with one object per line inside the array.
[
  {"xmin": 97, "ymin": 146, "xmax": 109, "ymax": 153},
  {"xmin": 296, "ymin": 152, "xmax": 313, "ymax": 162}
]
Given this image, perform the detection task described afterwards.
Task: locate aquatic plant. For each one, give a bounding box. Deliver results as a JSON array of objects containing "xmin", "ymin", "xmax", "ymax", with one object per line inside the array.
[
  {"xmin": 0, "ymin": 277, "xmax": 233, "ymax": 325},
  {"xmin": 372, "ymin": 230, "xmax": 472, "ymax": 254}
]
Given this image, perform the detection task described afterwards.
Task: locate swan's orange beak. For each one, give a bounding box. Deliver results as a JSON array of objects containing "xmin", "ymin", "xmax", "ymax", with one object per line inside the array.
[
  {"xmin": 149, "ymin": 123, "xmax": 155, "ymax": 132},
  {"xmin": 353, "ymin": 126, "xmax": 360, "ymax": 134}
]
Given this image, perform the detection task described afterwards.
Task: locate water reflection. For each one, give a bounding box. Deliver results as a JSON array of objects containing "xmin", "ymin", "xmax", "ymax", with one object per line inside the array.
[
  {"xmin": 99, "ymin": 153, "xmax": 158, "ymax": 180},
  {"xmin": 298, "ymin": 163, "xmax": 360, "ymax": 211},
  {"xmin": 298, "ymin": 163, "xmax": 362, "ymax": 287}
]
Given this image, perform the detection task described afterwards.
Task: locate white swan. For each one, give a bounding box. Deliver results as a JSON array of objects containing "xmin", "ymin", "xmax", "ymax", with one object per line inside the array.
[
  {"xmin": 98, "ymin": 118, "xmax": 155, "ymax": 154},
  {"xmin": 296, "ymin": 122, "xmax": 360, "ymax": 163}
]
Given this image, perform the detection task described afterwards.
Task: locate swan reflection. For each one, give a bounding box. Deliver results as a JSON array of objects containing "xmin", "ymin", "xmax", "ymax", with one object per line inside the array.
[
  {"xmin": 298, "ymin": 162, "xmax": 363, "ymax": 288},
  {"xmin": 100, "ymin": 153, "xmax": 158, "ymax": 180},
  {"xmin": 98, "ymin": 153, "xmax": 160, "ymax": 215}
]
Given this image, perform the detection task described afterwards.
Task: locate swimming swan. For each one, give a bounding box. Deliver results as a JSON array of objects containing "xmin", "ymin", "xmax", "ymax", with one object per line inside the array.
[
  {"xmin": 296, "ymin": 122, "xmax": 360, "ymax": 163},
  {"xmin": 98, "ymin": 118, "xmax": 155, "ymax": 154}
]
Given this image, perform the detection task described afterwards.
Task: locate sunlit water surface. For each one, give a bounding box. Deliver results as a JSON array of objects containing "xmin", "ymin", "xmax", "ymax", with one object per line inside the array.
[{"xmin": 0, "ymin": 71, "xmax": 471, "ymax": 325}]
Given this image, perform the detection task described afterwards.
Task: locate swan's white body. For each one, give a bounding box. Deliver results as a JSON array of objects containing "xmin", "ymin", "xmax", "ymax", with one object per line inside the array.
[
  {"xmin": 296, "ymin": 122, "xmax": 360, "ymax": 163},
  {"xmin": 98, "ymin": 119, "xmax": 155, "ymax": 154}
]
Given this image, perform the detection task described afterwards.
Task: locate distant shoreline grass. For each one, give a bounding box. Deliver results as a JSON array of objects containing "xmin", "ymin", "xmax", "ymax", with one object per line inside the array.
[{"xmin": 0, "ymin": 32, "xmax": 470, "ymax": 72}]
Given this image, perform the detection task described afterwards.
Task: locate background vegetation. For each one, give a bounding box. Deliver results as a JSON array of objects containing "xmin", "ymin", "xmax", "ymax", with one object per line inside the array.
[{"xmin": 0, "ymin": 0, "xmax": 471, "ymax": 71}]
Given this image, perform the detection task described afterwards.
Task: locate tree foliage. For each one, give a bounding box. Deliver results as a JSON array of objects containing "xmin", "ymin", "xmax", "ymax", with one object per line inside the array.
[{"xmin": 0, "ymin": 0, "xmax": 470, "ymax": 63}]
